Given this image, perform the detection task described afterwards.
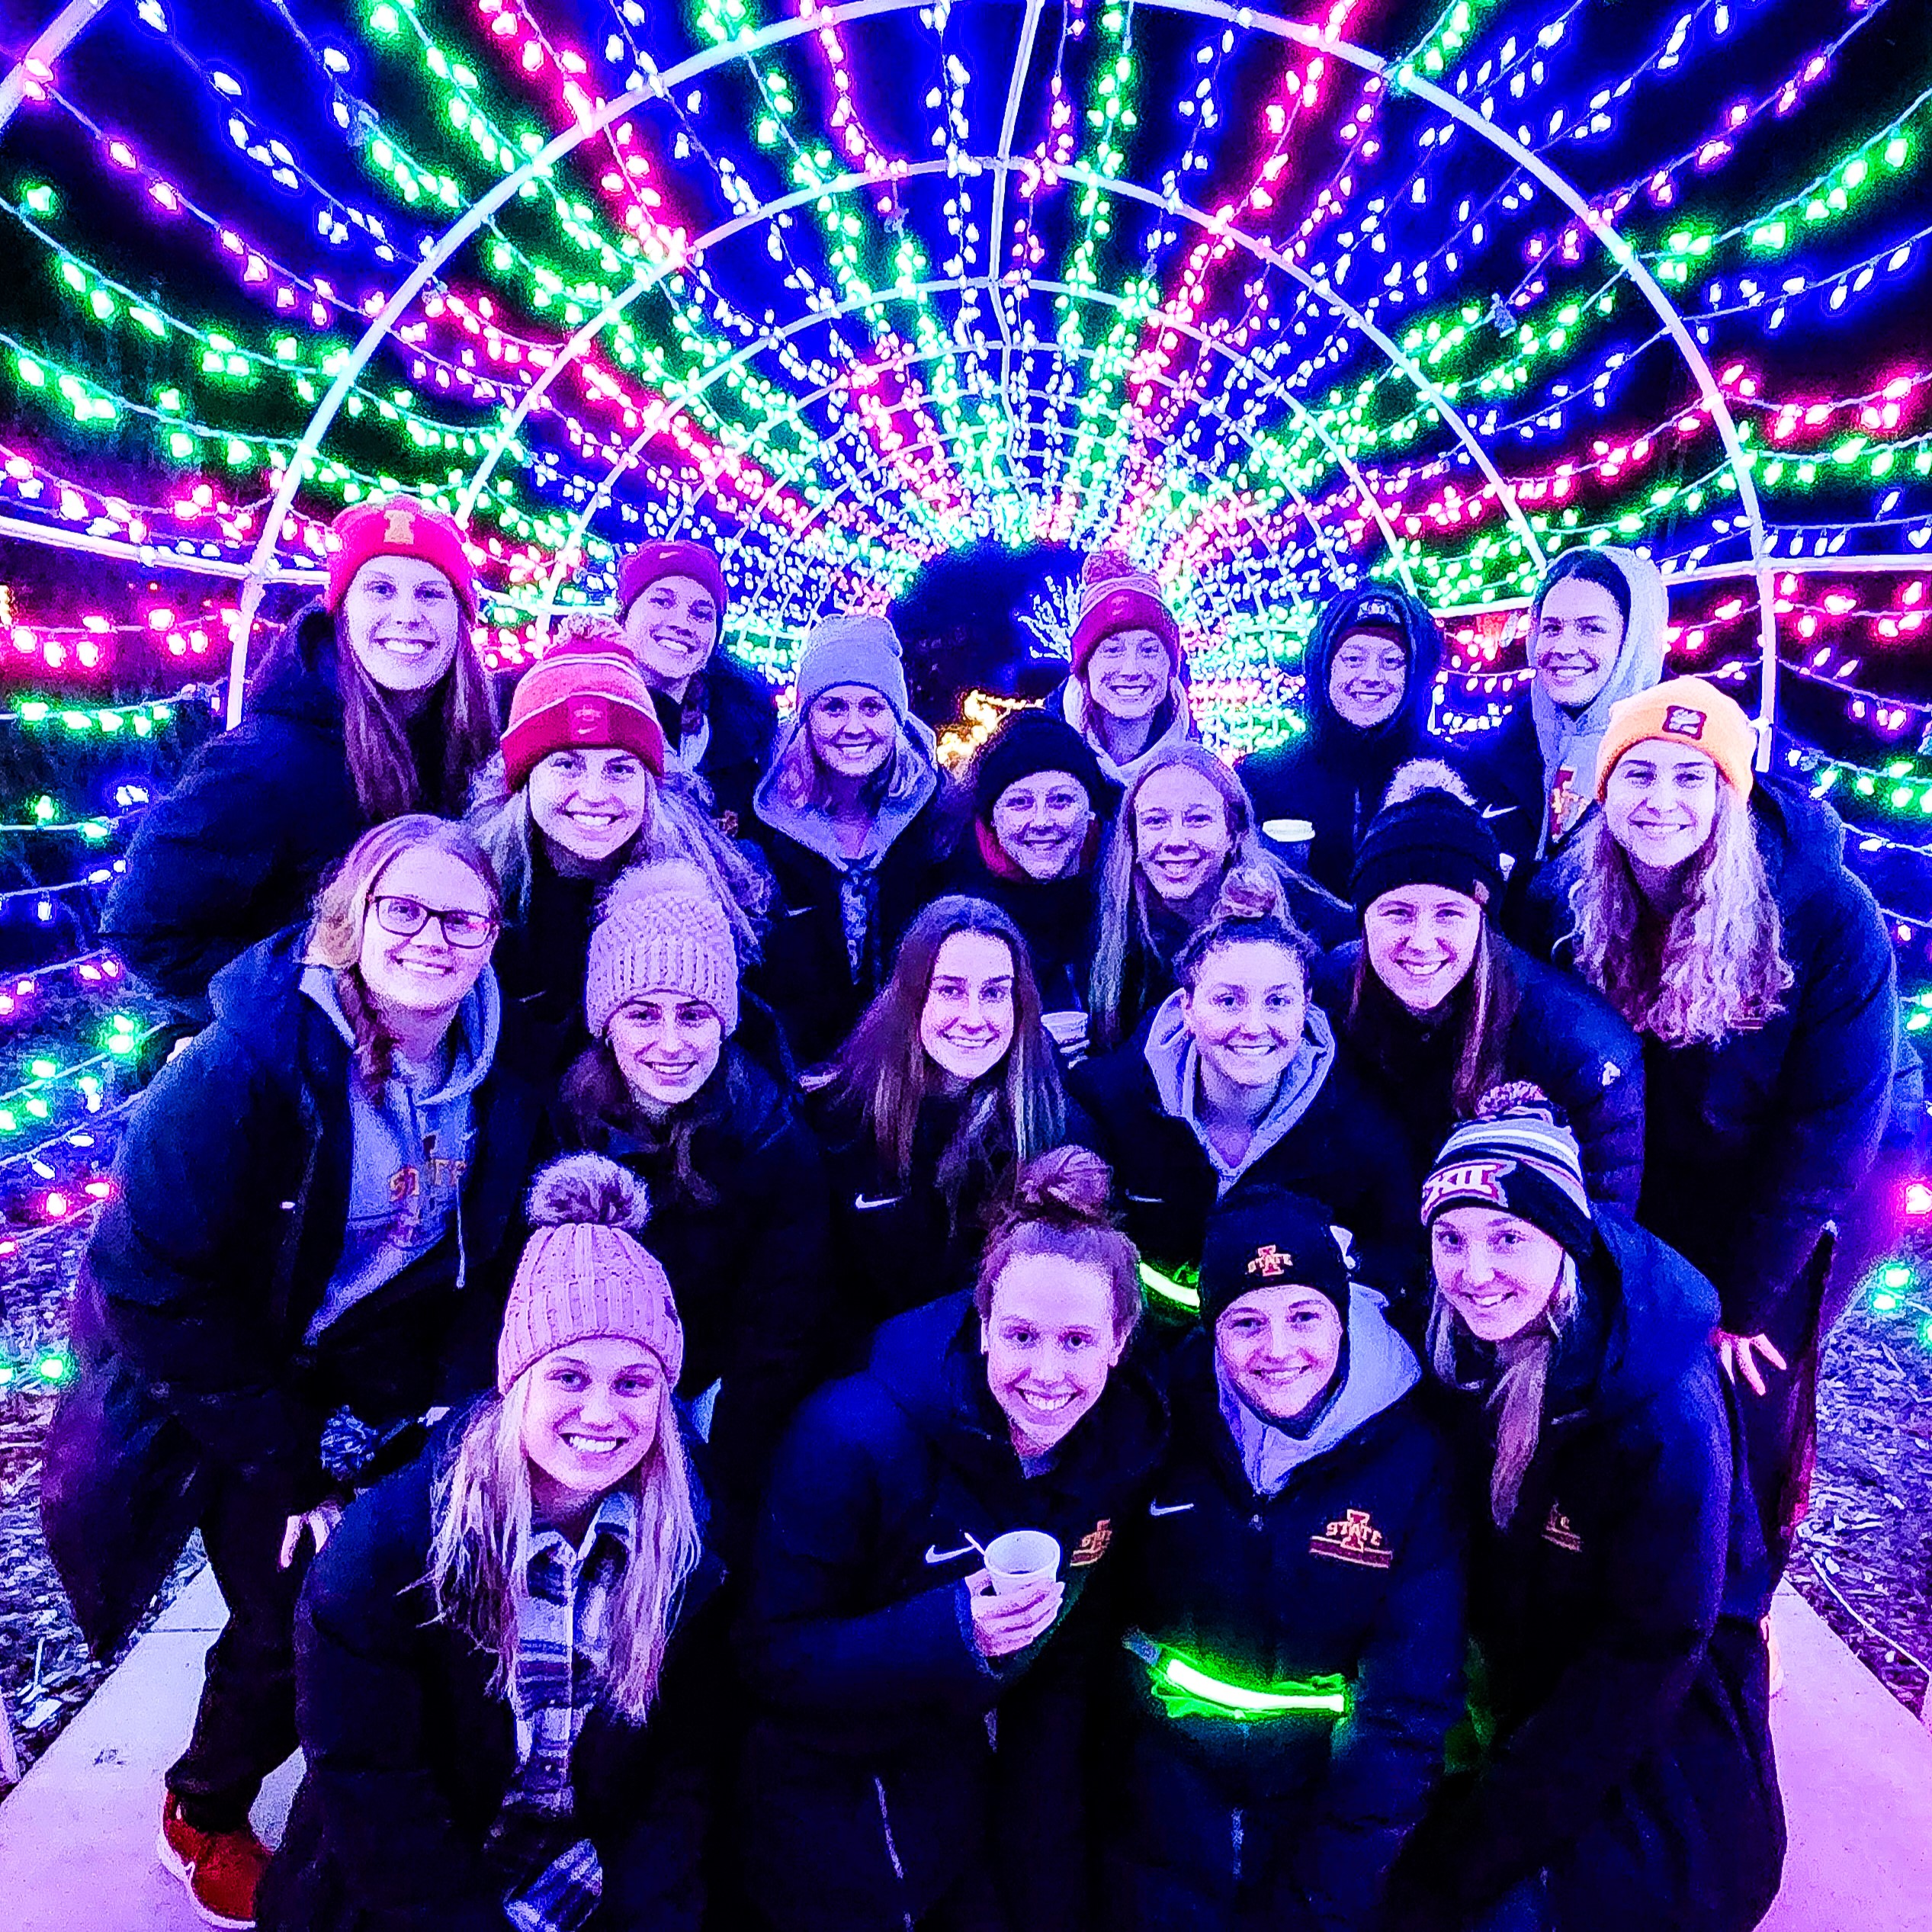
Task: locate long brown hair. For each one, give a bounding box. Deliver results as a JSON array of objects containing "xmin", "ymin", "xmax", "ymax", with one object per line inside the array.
[
  {"xmin": 303, "ymin": 815, "xmax": 501, "ymax": 1095},
  {"xmin": 560, "ymin": 1038, "xmax": 734, "ymax": 1211},
  {"xmin": 1348, "ymin": 920, "xmax": 1517, "ymax": 1117}
]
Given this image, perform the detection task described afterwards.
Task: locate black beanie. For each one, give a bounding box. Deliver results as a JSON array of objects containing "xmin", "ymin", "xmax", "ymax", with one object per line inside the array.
[
  {"xmin": 1351, "ymin": 785, "xmax": 1506, "ymax": 916},
  {"xmin": 1198, "ymin": 1185, "xmax": 1353, "ymax": 1332},
  {"xmin": 972, "ymin": 708, "xmax": 1114, "ymax": 822}
]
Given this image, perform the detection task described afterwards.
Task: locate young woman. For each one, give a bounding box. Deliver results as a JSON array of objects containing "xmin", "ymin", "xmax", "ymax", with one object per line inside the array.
[
  {"xmin": 1071, "ymin": 868, "xmax": 1417, "ymax": 1326},
  {"xmin": 559, "ymin": 862, "xmax": 830, "ymax": 1540},
  {"xmin": 1056, "ymin": 547, "xmax": 1196, "ymax": 787},
  {"xmin": 805, "ymin": 894, "xmax": 1077, "ymax": 1353},
  {"xmin": 1462, "ymin": 546, "xmax": 1667, "ymax": 883},
  {"xmin": 751, "ymin": 613, "xmax": 968, "ymax": 1066},
  {"xmin": 618, "ymin": 537, "xmax": 776, "ymax": 836},
  {"xmin": 1383, "ymin": 1094, "xmax": 1785, "ymax": 1932},
  {"xmin": 738, "ymin": 1145, "xmax": 1167, "ymax": 1932},
  {"xmin": 469, "ymin": 614, "xmax": 771, "ymax": 1077},
  {"xmin": 44, "ymin": 817, "xmax": 541, "ymax": 1930},
  {"xmin": 1561, "ymin": 675, "xmax": 1895, "ymax": 1580},
  {"xmin": 105, "ymin": 498, "xmax": 499, "ymax": 1031},
  {"xmin": 1104, "ymin": 1186, "xmax": 1465, "ymax": 1932},
  {"xmin": 258, "ymin": 1153, "xmax": 724, "ymax": 1932},
  {"xmin": 1089, "ymin": 743, "xmax": 1353, "ymax": 1055},
  {"xmin": 1238, "ymin": 584, "xmax": 1466, "ymax": 897},
  {"xmin": 1313, "ymin": 762, "xmax": 1644, "ymax": 1211},
  {"xmin": 951, "ymin": 706, "xmax": 1115, "ymax": 1058}
]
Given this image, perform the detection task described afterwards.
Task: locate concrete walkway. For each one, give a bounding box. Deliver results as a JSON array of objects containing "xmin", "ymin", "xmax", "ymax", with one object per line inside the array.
[{"xmin": 0, "ymin": 1576, "xmax": 1923, "ymax": 1928}]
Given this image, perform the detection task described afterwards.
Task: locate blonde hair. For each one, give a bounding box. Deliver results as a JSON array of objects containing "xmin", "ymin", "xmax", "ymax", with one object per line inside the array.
[
  {"xmin": 767, "ymin": 711, "xmax": 930, "ymax": 815},
  {"xmin": 1568, "ymin": 783, "xmax": 1792, "ymax": 1045},
  {"xmin": 303, "ymin": 815, "xmax": 501, "ymax": 1095},
  {"xmin": 428, "ymin": 1371, "xmax": 701, "ymax": 1723}
]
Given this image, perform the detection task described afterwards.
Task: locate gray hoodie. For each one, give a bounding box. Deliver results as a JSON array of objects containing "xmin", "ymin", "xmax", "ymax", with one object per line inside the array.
[
  {"xmin": 300, "ymin": 964, "xmax": 501, "ymax": 1342},
  {"xmin": 1142, "ymin": 988, "xmax": 1339, "ymax": 1194},
  {"xmin": 1215, "ymin": 1283, "xmax": 1421, "ymax": 1496}
]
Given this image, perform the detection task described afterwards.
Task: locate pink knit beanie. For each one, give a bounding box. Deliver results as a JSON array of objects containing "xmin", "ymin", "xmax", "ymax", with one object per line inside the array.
[
  {"xmin": 1068, "ymin": 548, "xmax": 1181, "ymax": 678},
  {"xmin": 497, "ymin": 1155, "xmax": 684, "ymax": 1392},
  {"xmin": 585, "ymin": 861, "xmax": 740, "ymax": 1038}
]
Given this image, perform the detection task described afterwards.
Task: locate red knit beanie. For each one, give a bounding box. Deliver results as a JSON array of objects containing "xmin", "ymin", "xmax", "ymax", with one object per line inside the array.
[
  {"xmin": 502, "ymin": 615, "xmax": 667, "ymax": 788},
  {"xmin": 618, "ymin": 541, "xmax": 728, "ymax": 621},
  {"xmin": 1068, "ymin": 548, "xmax": 1181, "ymax": 679},
  {"xmin": 326, "ymin": 497, "xmax": 477, "ymax": 621}
]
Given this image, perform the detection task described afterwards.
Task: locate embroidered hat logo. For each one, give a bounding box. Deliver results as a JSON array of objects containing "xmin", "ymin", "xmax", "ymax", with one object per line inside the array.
[
  {"xmin": 382, "ymin": 506, "xmax": 419, "ymax": 547},
  {"xmin": 1663, "ymin": 704, "xmax": 1708, "ymax": 739},
  {"xmin": 1246, "ymin": 1244, "xmax": 1292, "ymax": 1279},
  {"xmin": 568, "ymin": 696, "xmax": 611, "ymax": 743},
  {"xmin": 1420, "ymin": 1158, "xmax": 1512, "ymax": 1221}
]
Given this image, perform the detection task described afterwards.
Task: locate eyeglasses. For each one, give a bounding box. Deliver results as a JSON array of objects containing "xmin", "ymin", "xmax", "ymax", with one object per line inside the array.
[{"xmin": 369, "ymin": 895, "xmax": 499, "ymax": 948}]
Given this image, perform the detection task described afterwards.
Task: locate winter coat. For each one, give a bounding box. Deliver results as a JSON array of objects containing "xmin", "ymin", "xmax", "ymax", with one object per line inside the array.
[
  {"xmin": 947, "ymin": 825, "xmax": 1102, "ymax": 1016},
  {"xmin": 41, "ymin": 929, "xmax": 541, "ymax": 1654},
  {"xmin": 737, "ymin": 1292, "xmax": 1168, "ymax": 1932},
  {"xmin": 103, "ymin": 605, "xmax": 380, "ymax": 1027},
  {"xmin": 654, "ymin": 649, "xmax": 778, "ymax": 840},
  {"xmin": 1237, "ymin": 591, "xmax": 1466, "ymax": 899},
  {"xmin": 560, "ymin": 1043, "xmax": 833, "ymax": 1535},
  {"xmin": 1311, "ymin": 937, "xmax": 1644, "ymax": 1212},
  {"xmin": 1056, "ymin": 672, "xmax": 1198, "ymax": 789},
  {"xmin": 1105, "ymin": 1302, "xmax": 1465, "ymax": 1932},
  {"xmin": 488, "ymin": 834, "xmax": 608, "ymax": 1082},
  {"xmin": 256, "ymin": 1433, "xmax": 726, "ymax": 1932},
  {"xmin": 1382, "ymin": 1212, "xmax": 1785, "ymax": 1932},
  {"xmin": 1066, "ymin": 1001, "xmax": 1423, "ymax": 1323},
  {"xmin": 750, "ymin": 727, "xmax": 971, "ymax": 1067},
  {"xmin": 1581, "ymin": 778, "xmax": 1896, "ymax": 1343}
]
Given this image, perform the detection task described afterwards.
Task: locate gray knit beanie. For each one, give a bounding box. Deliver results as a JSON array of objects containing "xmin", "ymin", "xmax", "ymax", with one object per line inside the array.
[{"xmin": 794, "ymin": 613, "xmax": 910, "ymax": 722}]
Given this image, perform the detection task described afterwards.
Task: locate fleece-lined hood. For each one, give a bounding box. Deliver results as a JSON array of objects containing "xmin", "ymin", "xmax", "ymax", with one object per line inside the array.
[
  {"xmin": 752, "ymin": 706, "xmax": 942, "ymax": 871},
  {"xmin": 1144, "ymin": 990, "xmax": 1339, "ymax": 1192},
  {"xmin": 1305, "ymin": 585, "xmax": 1445, "ymax": 761}
]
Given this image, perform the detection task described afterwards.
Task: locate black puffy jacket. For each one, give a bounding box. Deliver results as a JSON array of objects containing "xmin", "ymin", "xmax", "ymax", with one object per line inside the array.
[
  {"xmin": 946, "ymin": 825, "xmax": 1102, "ymax": 1016},
  {"xmin": 1383, "ymin": 1212, "xmax": 1786, "ymax": 1932},
  {"xmin": 653, "ymin": 648, "xmax": 778, "ymax": 839},
  {"xmin": 737, "ymin": 1293, "xmax": 1167, "ymax": 1932},
  {"xmin": 1312, "ymin": 937, "xmax": 1644, "ymax": 1212}
]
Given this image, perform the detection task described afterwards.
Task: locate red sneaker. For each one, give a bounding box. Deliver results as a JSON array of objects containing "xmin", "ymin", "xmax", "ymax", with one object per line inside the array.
[{"xmin": 158, "ymin": 1792, "xmax": 271, "ymax": 1928}]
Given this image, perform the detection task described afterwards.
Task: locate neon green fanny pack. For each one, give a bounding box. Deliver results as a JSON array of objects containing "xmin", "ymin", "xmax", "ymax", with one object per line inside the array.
[
  {"xmin": 1138, "ymin": 1259, "xmax": 1202, "ymax": 1315},
  {"xmin": 1125, "ymin": 1630, "xmax": 1349, "ymax": 1722}
]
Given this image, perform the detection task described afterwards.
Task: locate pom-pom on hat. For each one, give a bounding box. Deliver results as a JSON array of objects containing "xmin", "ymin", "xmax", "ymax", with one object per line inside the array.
[
  {"xmin": 326, "ymin": 496, "xmax": 477, "ymax": 621},
  {"xmin": 1420, "ymin": 1084, "xmax": 1594, "ymax": 1260},
  {"xmin": 616, "ymin": 540, "xmax": 728, "ymax": 622},
  {"xmin": 586, "ymin": 860, "xmax": 740, "ymax": 1039},
  {"xmin": 502, "ymin": 615, "xmax": 667, "ymax": 789},
  {"xmin": 971, "ymin": 707, "xmax": 1113, "ymax": 821},
  {"xmin": 498, "ymin": 1154, "xmax": 684, "ymax": 1391},
  {"xmin": 1068, "ymin": 548, "xmax": 1181, "ymax": 679},
  {"xmin": 1593, "ymin": 675, "xmax": 1757, "ymax": 803},
  {"xmin": 1198, "ymin": 1185, "xmax": 1353, "ymax": 1333},
  {"xmin": 794, "ymin": 612, "xmax": 910, "ymax": 723},
  {"xmin": 1350, "ymin": 759, "xmax": 1507, "ymax": 915}
]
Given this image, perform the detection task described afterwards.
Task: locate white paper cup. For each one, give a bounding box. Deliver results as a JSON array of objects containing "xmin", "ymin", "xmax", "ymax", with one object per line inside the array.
[{"xmin": 984, "ymin": 1529, "xmax": 1061, "ymax": 1597}]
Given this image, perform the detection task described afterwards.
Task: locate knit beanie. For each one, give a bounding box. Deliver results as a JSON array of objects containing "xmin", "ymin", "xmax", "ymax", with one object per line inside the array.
[
  {"xmin": 971, "ymin": 707, "xmax": 1113, "ymax": 821},
  {"xmin": 1351, "ymin": 762, "xmax": 1506, "ymax": 915},
  {"xmin": 794, "ymin": 612, "xmax": 910, "ymax": 722},
  {"xmin": 1420, "ymin": 1086, "xmax": 1593, "ymax": 1258},
  {"xmin": 326, "ymin": 496, "xmax": 477, "ymax": 621},
  {"xmin": 585, "ymin": 861, "xmax": 740, "ymax": 1038},
  {"xmin": 616, "ymin": 539, "xmax": 728, "ymax": 621},
  {"xmin": 502, "ymin": 616, "xmax": 667, "ymax": 788},
  {"xmin": 1593, "ymin": 675, "xmax": 1757, "ymax": 802},
  {"xmin": 1198, "ymin": 1185, "xmax": 1353, "ymax": 1332},
  {"xmin": 498, "ymin": 1155, "xmax": 683, "ymax": 1392},
  {"xmin": 1068, "ymin": 549, "xmax": 1182, "ymax": 679},
  {"xmin": 1327, "ymin": 586, "xmax": 1414, "ymax": 654}
]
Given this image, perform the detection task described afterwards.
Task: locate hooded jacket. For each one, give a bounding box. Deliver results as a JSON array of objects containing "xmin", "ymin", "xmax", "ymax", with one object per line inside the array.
[
  {"xmin": 256, "ymin": 1429, "xmax": 727, "ymax": 1932},
  {"xmin": 1383, "ymin": 1212, "xmax": 1785, "ymax": 1932},
  {"xmin": 737, "ymin": 1292, "xmax": 1168, "ymax": 1932},
  {"xmin": 1067, "ymin": 1001, "xmax": 1422, "ymax": 1322},
  {"xmin": 1105, "ymin": 1296, "xmax": 1465, "ymax": 1932},
  {"xmin": 41, "ymin": 929, "xmax": 542, "ymax": 1654},
  {"xmin": 1057, "ymin": 672, "xmax": 1199, "ymax": 788},
  {"xmin": 1237, "ymin": 589, "xmax": 1467, "ymax": 898},
  {"xmin": 750, "ymin": 714, "xmax": 970, "ymax": 1067},
  {"xmin": 1311, "ymin": 936, "xmax": 1645, "ymax": 1213},
  {"xmin": 653, "ymin": 647, "xmax": 778, "ymax": 839},
  {"xmin": 104, "ymin": 604, "xmax": 371, "ymax": 1027}
]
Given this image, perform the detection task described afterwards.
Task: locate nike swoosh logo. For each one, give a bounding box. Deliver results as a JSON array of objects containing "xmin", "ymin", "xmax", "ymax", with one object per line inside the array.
[
  {"xmin": 782, "ymin": 904, "xmax": 814, "ymax": 917},
  {"xmin": 1125, "ymin": 1192, "xmax": 1164, "ymax": 1205},
  {"xmin": 1147, "ymin": 1500, "xmax": 1195, "ymax": 1518},
  {"xmin": 924, "ymin": 1542, "xmax": 978, "ymax": 1565},
  {"xmin": 1481, "ymin": 804, "xmax": 1516, "ymax": 820},
  {"xmin": 854, "ymin": 1192, "xmax": 903, "ymax": 1212}
]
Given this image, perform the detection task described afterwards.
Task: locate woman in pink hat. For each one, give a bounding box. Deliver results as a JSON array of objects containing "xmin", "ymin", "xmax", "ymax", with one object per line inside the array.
[
  {"xmin": 1057, "ymin": 548, "xmax": 1196, "ymax": 788},
  {"xmin": 107, "ymin": 496, "xmax": 500, "ymax": 1040}
]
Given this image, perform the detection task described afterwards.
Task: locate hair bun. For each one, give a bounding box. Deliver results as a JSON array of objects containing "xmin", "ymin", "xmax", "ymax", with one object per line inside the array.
[
  {"xmin": 1006, "ymin": 1145, "xmax": 1115, "ymax": 1227},
  {"xmin": 1081, "ymin": 547, "xmax": 1138, "ymax": 589},
  {"xmin": 1474, "ymin": 1080, "xmax": 1566, "ymax": 1129},
  {"xmin": 1212, "ymin": 862, "xmax": 1288, "ymax": 923},
  {"xmin": 1382, "ymin": 757, "xmax": 1475, "ymax": 811},
  {"xmin": 526, "ymin": 1154, "xmax": 650, "ymax": 1233}
]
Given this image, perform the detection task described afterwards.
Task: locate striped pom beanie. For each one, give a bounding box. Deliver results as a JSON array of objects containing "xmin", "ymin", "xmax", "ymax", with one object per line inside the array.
[
  {"xmin": 1068, "ymin": 548, "xmax": 1181, "ymax": 677},
  {"xmin": 1419, "ymin": 1085, "xmax": 1594, "ymax": 1257},
  {"xmin": 585, "ymin": 861, "xmax": 740, "ymax": 1038},
  {"xmin": 502, "ymin": 616, "xmax": 666, "ymax": 788}
]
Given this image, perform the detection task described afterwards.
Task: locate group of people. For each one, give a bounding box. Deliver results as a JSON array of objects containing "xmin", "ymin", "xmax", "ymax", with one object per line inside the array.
[{"xmin": 36, "ymin": 496, "xmax": 1908, "ymax": 1932}]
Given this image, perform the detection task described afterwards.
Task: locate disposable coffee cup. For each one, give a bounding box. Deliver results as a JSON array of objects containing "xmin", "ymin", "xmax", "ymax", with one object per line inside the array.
[{"xmin": 984, "ymin": 1530, "xmax": 1061, "ymax": 1597}]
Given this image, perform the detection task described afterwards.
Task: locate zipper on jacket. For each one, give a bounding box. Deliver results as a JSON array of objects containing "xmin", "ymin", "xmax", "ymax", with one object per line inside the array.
[
  {"xmin": 1231, "ymin": 1806, "xmax": 1244, "ymax": 1883},
  {"xmin": 872, "ymin": 1775, "xmax": 916, "ymax": 1932}
]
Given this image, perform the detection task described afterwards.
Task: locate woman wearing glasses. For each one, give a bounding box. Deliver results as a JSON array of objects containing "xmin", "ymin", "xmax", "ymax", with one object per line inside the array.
[{"xmin": 45, "ymin": 816, "xmax": 544, "ymax": 1931}]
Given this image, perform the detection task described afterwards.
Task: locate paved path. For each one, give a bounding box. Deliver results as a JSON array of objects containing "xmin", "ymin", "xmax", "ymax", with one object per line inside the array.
[{"xmin": 0, "ymin": 1574, "xmax": 1923, "ymax": 1928}]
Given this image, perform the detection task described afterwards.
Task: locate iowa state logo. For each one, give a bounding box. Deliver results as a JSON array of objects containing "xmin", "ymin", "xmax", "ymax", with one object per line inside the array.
[
  {"xmin": 1246, "ymin": 1243, "xmax": 1292, "ymax": 1279},
  {"xmin": 1069, "ymin": 1519, "xmax": 1112, "ymax": 1568},
  {"xmin": 1419, "ymin": 1159, "xmax": 1511, "ymax": 1221},
  {"xmin": 1309, "ymin": 1508, "xmax": 1393, "ymax": 1570},
  {"xmin": 1663, "ymin": 704, "xmax": 1708, "ymax": 740},
  {"xmin": 1542, "ymin": 1502, "xmax": 1583, "ymax": 1553}
]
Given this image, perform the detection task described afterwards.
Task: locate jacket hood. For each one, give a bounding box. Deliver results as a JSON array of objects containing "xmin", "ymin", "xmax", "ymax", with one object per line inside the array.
[
  {"xmin": 1143, "ymin": 990, "xmax": 1339, "ymax": 1188},
  {"xmin": 1058, "ymin": 674, "xmax": 1196, "ymax": 788},
  {"xmin": 206, "ymin": 925, "xmax": 316, "ymax": 1045},
  {"xmin": 752, "ymin": 707, "xmax": 941, "ymax": 868},
  {"xmin": 299, "ymin": 958, "xmax": 502, "ymax": 1106},
  {"xmin": 1305, "ymin": 585, "xmax": 1444, "ymax": 758},
  {"xmin": 247, "ymin": 601, "xmax": 348, "ymax": 732}
]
